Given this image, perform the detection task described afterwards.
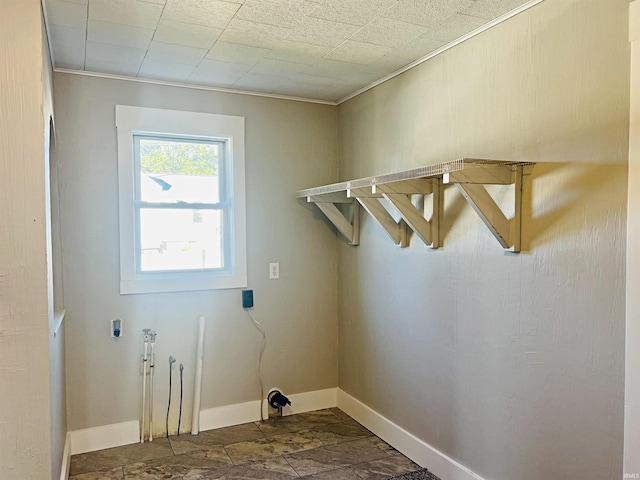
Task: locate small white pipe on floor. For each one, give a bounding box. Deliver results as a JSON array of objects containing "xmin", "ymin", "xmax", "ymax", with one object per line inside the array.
[
  {"xmin": 148, "ymin": 331, "xmax": 156, "ymax": 441},
  {"xmin": 191, "ymin": 315, "xmax": 206, "ymax": 435},
  {"xmin": 141, "ymin": 329, "xmax": 150, "ymax": 443}
]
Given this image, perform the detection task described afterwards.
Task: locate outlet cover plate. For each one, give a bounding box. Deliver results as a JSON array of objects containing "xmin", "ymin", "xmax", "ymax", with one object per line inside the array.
[{"xmin": 269, "ymin": 263, "xmax": 279, "ymax": 279}]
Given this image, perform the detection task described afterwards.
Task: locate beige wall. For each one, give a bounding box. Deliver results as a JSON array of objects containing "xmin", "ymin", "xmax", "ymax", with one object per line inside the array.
[
  {"xmin": 0, "ymin": 0, "xmax": 53, "ymax": 478},
  {"xmin": 52, "ymin": 73, "xmax": 339, "ymax": 434},
  {"xmin": 337, "ymin": 1, "xmax": 628, "ymax": 479},
  {"xmin": 625, "ymin": 0, "xmax": 640, "ymax": 476}
]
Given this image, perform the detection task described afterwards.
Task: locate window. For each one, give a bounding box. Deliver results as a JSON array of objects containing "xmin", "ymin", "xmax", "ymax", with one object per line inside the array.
[{"xmin": 116, "ymin": 106, "xmax": 246, "ymax": 294}]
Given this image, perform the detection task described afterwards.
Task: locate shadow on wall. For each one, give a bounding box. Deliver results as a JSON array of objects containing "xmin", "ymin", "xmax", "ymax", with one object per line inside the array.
[{"xmin": 522, "ymin": 161, "xmax": 627, "ymax": 252}]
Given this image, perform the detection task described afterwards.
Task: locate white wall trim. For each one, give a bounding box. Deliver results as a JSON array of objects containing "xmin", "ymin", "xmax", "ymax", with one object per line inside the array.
[
  {"xmin": 70, "ymin": 421, "xmax": 139, "ymax": 455},
  {"xmin": 337, "ymin": 389, "xmax": 487, "ymax": 480},
  {"xmin": 52, "ymin": 68, "xmax": 337, "ymax": 106},
  {"xmin": 282, "ymin": 387, "xmax": 337, "ymax": 416},
  {"xmin": 59, "ymin": 433, "xmax": 71, "ymax": 480},
  {"xmin": 200, "ymin": 387, "xmax": 337, "ymax": 432},
  {"xmin": 69, "ymin": 388, "xmax": 337, "ymax": 455}
]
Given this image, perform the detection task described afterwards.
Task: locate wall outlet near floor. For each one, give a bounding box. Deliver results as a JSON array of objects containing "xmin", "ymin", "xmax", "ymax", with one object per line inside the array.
[{"xmin": 269, "ymin": 263, "xmax": 279, "ymax": 279}]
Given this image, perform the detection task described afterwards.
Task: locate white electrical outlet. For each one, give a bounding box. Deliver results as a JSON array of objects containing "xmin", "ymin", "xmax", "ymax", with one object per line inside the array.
[{"xmin": 269, "ymin": 263, "xmax": 279, "ymax": 279}]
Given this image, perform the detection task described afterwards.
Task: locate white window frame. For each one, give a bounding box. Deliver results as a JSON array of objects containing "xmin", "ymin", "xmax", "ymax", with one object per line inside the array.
[{"xmin": 116, "ymin": 105, "xmax": 247, "ymax": 294}]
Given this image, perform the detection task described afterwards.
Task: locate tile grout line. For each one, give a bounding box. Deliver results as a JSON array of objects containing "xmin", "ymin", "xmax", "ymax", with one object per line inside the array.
[{"xmin": 282, "ymin": 453, "xmax": 302, "ymax": 478}]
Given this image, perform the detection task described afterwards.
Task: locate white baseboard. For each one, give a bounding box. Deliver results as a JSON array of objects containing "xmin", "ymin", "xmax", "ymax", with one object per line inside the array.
[
  {"xmin": 281, "ymin": 387, "xmax": 337, "ymax": 416},
  {"xmin": 70, "ymin": 420, "xmax": 139, "ymax": 455},
  {"xmin": 59, "ymin": 433, "xmax": 71, "ymax": 480},
  {"xmin": 200, "ymin": 387, "xmax": 337, "ymax": 432},
  {"xmin": 69, "ymin": 388, "xmax": 338, "ymax": 455},
  {"xmin": 337, "ymin": 389, "xmax": 486, "ymax": 480}
]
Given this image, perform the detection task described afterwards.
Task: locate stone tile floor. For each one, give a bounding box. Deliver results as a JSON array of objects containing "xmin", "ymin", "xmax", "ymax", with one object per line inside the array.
[{"xmin": 69, "ymin": 408, "xmax": 423, "ymax": 479}]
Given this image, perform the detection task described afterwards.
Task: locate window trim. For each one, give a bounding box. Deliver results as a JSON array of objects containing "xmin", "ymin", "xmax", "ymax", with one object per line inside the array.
[{"xmin": 116, "ymin": 105, "xmax": 246, "ymax": 294}]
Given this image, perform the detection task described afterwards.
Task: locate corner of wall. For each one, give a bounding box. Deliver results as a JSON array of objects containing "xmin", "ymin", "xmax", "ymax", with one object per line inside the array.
[{"xmin": 624, "ymin": 1, "xmax": 640, "ymax": 477}]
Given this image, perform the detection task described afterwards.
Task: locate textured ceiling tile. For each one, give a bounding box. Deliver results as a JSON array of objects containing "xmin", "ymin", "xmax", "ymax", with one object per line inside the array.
[
  {"xmin": 358, "ymin": 58, "xmax": 403, "ymax": 74},
  {"xmin": 188, "ymin": 70, "xmax": 245, "ymax": 88},
  {"xmin": 232, "ymin": 72, "xmax": 287, "ymax": 92},
  {"xmin": 146, "ymin": 41, "xmax": 208, "ymax": 65},
  {"xmin": 271, "ymin": 82, "xmax": 336, "ymax": 100},
  {"xmin": 188, "ymin": 59, "xmax": 250, "ymax": 88},
  {"xmin": 325, "ymin": 40, "xmax": 394, "ymax": 65},
  {"xmin": 309, "ymin": 0, "xmax": 396, "ymax": 27},
  {"xmin": 219, "ymin": 18, "xmax": 291, "ymax": 49},
  {"xmin": 463, "ymin": 0, "xmax": 531, "ymax": 20},
  {"xmin": 364, "ymin": 53, "xmax": 412, "ymax": 72},
  {"xmin": 340, "ymin": 68, "xmax": 391, "ymax": 87},
  {"xmin": 249, "ymin": 58, "xmax": 308, "ymax": 76},
  {"xmin": 205, "ymin": 41, "xmax": 271, "ymax": 66},
  {"xmin": 425, "ymin": 13, "xmax": 488, "ymax": 43},
  {"xmin": 47, "ymin": 0, "xmax": 87, "ymax": 28},
  {"xmin": 351, "ymin": 17, "xmax": 428, "ymax": 48},
  {"xmin": 138, "ymin": 59, "xmax": 196, "ymax": 81},
  {"xmin": 287, "ymin": 17, "xmax": 361, "ymax": 48},
  {"xmin": 89, "ymin": 0, "xmax": 164, "ymax": 29},
  {"xmin": 302, "ymin": 58, "xmax": 364, "ymax": 78},
  {"xmin": 236, "ymin": 0, "xmax": 319, "ymax": 29},
  {"xmin": 288, "ymin": 73, "xmax": 338, "ymax": 87},
  {"xmin": 162, "ymin": 0, "xmax": 241, "ymax": 29},
  {"xmin": 385, "ymin": 0, "xmax": 475, "ymax": 28},
  {"xmin": 155, "ymin": 20, "xmax": 222, "ymax": 49},
  {"xmin": 85, "ymin": 41, "xmax": 147, "ymax": 65},
  {"xmin": 51, "ymin": 42, "xmax": 85, "ymax": 69},
  {"xmin": 265, "ymin": 40, "xmax": 332, "ymax": 65},
  {"xmin": 85, "ymin": 58, "xmax": 141, "ymax": 76},
  {"xmin": 50, "ymin": 24, "xmax": 86, "ymax": 48},
  {"xmin": 87, "ymin": 20, "xmax": 154, "ymax": 49},
  {"xmin": 46, "ymin": 0, "xmax": 537, "ymax": 101},
  {"xmin": 396, "ymin": 33, "xmax": 446, "ymax": 60},
  {"xmin": 190, "ymin": 58, "xmax": 252, "ymax": 76}
]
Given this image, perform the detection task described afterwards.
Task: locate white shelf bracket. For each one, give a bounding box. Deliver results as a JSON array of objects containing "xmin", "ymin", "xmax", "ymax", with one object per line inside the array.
[
  {"xmin": 312, "ymin": 198, "xmax": 360, "ymax": 245},
  {"xmin": 375, "ymin": 178, "xmax": 439, "ymax": 248},
  {"xmin": 447, "ymin": 165, "xmax": 523, "ymax": 251},
  {"xmin": 357, "ymin": 197, "xmax": 408, "ymax": 247}
]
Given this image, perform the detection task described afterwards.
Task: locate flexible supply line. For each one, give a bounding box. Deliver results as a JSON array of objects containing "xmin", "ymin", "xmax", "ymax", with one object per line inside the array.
[
  {"xmin": 148, "ymin": 331, "xmax": 156, "ymax": 442},
  {"xmin": 178, "ymin": 363, "xmax": 184, "ymax": 436},
  {"xmin": 167, "ymin": 356, "xmax": 176, "ymax": 438},
  {"xmin": 246, "ymin": 310, "xmax": 266, "ymax": 421},
  {"xmin": 141, "ymin": 329, "xmax": 151, "ymax": 443}
]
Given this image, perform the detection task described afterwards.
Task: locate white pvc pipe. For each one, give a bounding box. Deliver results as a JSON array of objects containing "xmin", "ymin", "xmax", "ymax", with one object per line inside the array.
[
  {"xmin": 141, "ymin": 331, "xmax": 150, "ymax": 443},
  {"xmin": 148, "ymin": 332, "xmax": 156, "ymax": 441},
  {"xmin": 191, "ymin": 316, "xmax": 206, "ymax": 435}
]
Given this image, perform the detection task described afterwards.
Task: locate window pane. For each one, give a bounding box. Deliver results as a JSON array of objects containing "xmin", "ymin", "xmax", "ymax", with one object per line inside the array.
[
  {"xmin": 138, "ymin": 137, "xmax": 220, "ymax": 204},
  {"xmin": 139, "ymin": 208, "xmax": 223, "ymax": 272}
]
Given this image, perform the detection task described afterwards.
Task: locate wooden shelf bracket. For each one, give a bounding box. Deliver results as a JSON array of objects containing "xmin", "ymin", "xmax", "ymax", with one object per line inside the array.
[
  {"xmin": 307, "ymin": 195, "xmax": 360, "ymax": 246},
  {"xmin": 357, "ymin": 196, "xmax": 408, "ymax": 247},
  {"xmin": 297, "ymin": 159, "xmax": 531, "ymax": 251},
  {"xmin": 444, "ymin": 164, "xmax": 523, "ymax": 252}
]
